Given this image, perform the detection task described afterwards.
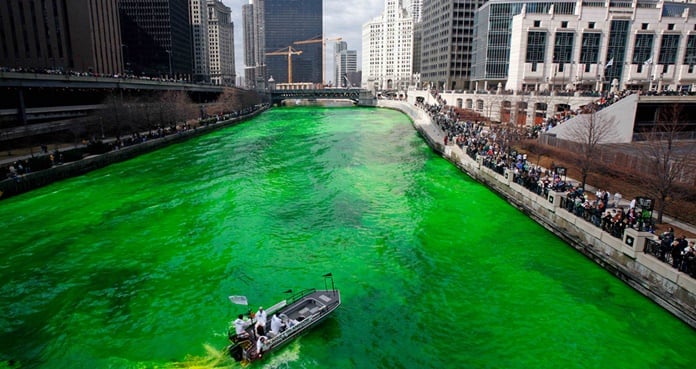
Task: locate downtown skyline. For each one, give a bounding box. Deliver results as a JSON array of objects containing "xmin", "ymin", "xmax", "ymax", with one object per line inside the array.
[{"xmin": 223, "ymin": 0, "xmax": 385, "ymax": 85}]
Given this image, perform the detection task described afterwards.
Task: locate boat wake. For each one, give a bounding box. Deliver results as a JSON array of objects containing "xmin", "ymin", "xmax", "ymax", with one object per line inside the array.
[
  {"xmin": 165, "ymin": 341, "xmax": 301, "ymax": 369},
  {"xmin": 167, "ymin": 343, "xmax": 234, "ymax": 368},
  {"xmin": 259, "ymin": 341, "xmax": 301, "ymax": 369}
]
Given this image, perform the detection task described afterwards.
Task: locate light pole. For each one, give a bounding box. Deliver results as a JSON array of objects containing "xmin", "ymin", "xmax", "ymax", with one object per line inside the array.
[
  {"xmin": 165, "ymin": 50, "xmax": 172, "ymax": 78},
  {"xmin": 121, "ymin": 44, "xmax": 128, "ymax": 75}
]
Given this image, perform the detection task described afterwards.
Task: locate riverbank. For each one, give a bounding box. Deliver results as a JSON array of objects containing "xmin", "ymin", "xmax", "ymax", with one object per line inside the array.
[
  {"xmin": 0, "ymin": 104, "xmax": 269, "ymax": 200},
  {"xmin": 379, "ymin": 99, "xmax": 696, "ymax": 329}
]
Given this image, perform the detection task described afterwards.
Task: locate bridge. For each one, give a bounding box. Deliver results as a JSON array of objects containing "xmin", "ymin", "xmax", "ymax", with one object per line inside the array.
[
  {"xmin": 268, "ymin": 88, "xmax": 375, "ymax": 106},
  {"xmin": 0, "ymin": 71, "xmax": 230, "ymax": 125}
]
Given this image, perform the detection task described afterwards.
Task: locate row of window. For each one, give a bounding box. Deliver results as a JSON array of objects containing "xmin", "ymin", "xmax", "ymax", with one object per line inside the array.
[{"xmin": 524, "ymin": 32, "xmax": 696, "ymax": 66}]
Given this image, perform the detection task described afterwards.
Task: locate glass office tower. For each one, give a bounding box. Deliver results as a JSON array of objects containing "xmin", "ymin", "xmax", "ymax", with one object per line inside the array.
[{"xmin": 263, "ymin": 0, "xmax": 322, "ymax": 84}]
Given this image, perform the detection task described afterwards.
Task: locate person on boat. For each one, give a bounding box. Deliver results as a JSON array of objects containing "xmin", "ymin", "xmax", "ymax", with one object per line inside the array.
[
  {"xmin": 280, "ymin": 313, "xmax": 299, "ymax": 328},
  {"xmin": 256, "ymin": 335, "xmax": 269, "ymax": 358},
  {"xmin": 270, "ymin": 313, "xmax": 283, "ymax": 336},
  {"xmin": 255, "ymin": 306, "xmax": 268, "ymax": 336},
  {"xmin": 233, "ymin": 314, "xmax": 251, "ymax": 340}
]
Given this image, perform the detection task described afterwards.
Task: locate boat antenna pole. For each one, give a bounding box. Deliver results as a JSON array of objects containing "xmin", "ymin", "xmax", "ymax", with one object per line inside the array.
[{"xmin": 323, "ymin": 272, "xmax": 335, "ymax": 296}]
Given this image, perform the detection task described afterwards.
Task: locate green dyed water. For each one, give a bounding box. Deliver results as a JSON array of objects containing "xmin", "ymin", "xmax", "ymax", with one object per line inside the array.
[{"xmin": 0, "ymin": 107, "xmax": 694, "ymax": 369}]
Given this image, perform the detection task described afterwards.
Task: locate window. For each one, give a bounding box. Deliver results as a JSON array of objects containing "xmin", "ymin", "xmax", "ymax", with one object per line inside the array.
[
  {"xmin": 553, "ymin": 32, "xmax": 575, "ymax": 63},
  {"xmin": 561, "ymin": 21, "xmax": 568, "ymax": 28},
  {"xmin": 632, "ymin": 34, "xmax": 653, "ymax": 64},
  {"xmin": 641, "ymin": 23, "xmax": 648, "ymax": 30},
  {"xmin": 525, "ymin": 31, "xmax": 546, "ymax": 63},
  {"xmin": 684, "ymin": 35, "xmax": 696, "ymax": 65},
  {"xmin": 658, "ymin": 34, "xmax": 680, "ymax": 65},
  {"xmin": 588, "ymin": 22, "xmax": 595, "ymax": 29},
  {"xmin": 580, "ymin": 33, "xmax": 601, "ymax": 64},
  {"xmin": 533, "ymin": 20, "xmax": 541, "ymax": 27},
  {"xmin": 667, "ymin": 24, "xmax": 674, "ymax": 30}
]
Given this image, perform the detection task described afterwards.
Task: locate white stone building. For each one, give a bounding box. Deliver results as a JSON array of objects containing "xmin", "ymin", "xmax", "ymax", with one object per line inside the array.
[
  {"xmin": 361, "ymin": 0, "xmax": 413, "ymax": 92},
  {"xmin": 471, "ymin": 0, "xmax": 696, "ymax": 94},
  {"xmin": 207, "ymin": 0, "xmax": 236, "ymax": 85}
]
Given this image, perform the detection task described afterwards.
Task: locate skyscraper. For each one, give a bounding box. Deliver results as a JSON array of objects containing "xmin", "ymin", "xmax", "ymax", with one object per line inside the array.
[
  {"xmin": 420, "ymin": 0, "xmax": 487, "ymax": 90},
  {"xmin": 0, "ymin": 0, "xmax": 122, "ymax": 75},
  {"xmin": 242, "ymin": 0, "xmax": 266, "ymax": 88},
  {"xmin": 408, "ymin": 0, "xmax": 423, "ymax": 22},
  {"xmin": 207, "ymin": 0, "xmax": 235, "ymax": 85},
  {"xmin": 263, "ymin": 0, "xmax": 323, "ymax": 84},
  {"xmin": 190, "ymin": 0, "xmax": 211, "ymax": 82},
  {"xmin": 334, "ymin": 41, "xmax": 357, "ymax": 87},
  {"xmin": 119, "ymin": 0, "xmax": 193, "ymax": 78},
  {"xmin": 362, "ymin": 0, "xmax": 413, "ymax": 91}
]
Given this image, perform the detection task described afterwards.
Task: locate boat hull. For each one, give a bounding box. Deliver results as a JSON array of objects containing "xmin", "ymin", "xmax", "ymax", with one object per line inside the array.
[{"xmin": 228, "ymin": 288, "xmax": 341, "ymax": 364}]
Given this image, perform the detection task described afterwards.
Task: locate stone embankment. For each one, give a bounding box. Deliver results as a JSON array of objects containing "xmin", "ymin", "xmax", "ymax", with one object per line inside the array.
[
  {"xmin": 0, "ymin": 106, "xmax": 268, "ymax": 200},
  {"xmin": 378, "ymin": 99, "xmax": 696, "ymax": 329}
]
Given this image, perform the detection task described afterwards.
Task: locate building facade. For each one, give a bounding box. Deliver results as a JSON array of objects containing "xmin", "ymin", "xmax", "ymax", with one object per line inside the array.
[
  {"xmin": 473, "ymin": 0, "xmax": 696, "ymax": 94},
  {"xmin": 334, "ymin": 41, "xmax": 357, "ymax": 87},
  {"xmin": 190, "ymin": 0, "xmax": 210, "ymax": 82},
  {"xmin": 242, "ymin": 0, "xmax": 267, "ymax": 89},
  {"xmin": 408, "ymin": 0, "xmax": 423, "ymax": 22},
  {"xmin": 242, "ymin": 2, "xmax": 256, "ymax": 88},
  {"xmin": 0, "ymin": 0, "xmax": 122, "ymax": 75},
  {"xmin": 419, "ymin": 0, "xmax": 487, "ymax": 91},
  {"xmin": 207, "ymin": 0, "xmax": 235, "ymax": 85},
  {"xmin": 264, "ymin": 0, "xmax": 322, "ymax": 84},
  {"xmin": 120, "ymin": 0, "xmax": 193, "ymax": 78},
  {"xmin": 362, "ymin": 0, "xmax": 413, "ymax": 92}
]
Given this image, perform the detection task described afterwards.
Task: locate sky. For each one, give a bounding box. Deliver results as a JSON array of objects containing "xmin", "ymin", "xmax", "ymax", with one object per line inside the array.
[{"xmin": 221, "ymin": 0, "xmax": 385, "ymax": 85}]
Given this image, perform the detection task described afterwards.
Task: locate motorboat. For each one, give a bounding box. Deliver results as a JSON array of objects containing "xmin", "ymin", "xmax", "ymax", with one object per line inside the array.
[{"xmin": 227, "ymin": 273, "xmax": 340, "ymax": 364}]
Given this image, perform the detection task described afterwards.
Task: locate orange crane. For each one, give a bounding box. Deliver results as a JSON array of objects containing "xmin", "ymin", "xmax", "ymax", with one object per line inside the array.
[
  {"xmin": 294, "ymin": 36, "xmax": 342, "ymax": 86},
  {"xmin": 265, "ymin": 46, "xmax": 303, "ymax": 83}
]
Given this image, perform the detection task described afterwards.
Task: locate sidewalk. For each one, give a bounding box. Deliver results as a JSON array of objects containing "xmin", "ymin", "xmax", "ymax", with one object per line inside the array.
[{"xmin": 404, "ymin": 100, "xmax": 696, "ymax": 238}]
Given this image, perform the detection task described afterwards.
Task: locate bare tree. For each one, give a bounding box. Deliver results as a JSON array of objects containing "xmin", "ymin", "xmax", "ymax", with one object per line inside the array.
[
  {"xmin": 98, "ymin": 93, "xmax": 129, "ymax": 138},
  {"xmin": 564, "ymin": 105, "xmax": 618, "ymax": 189},
  {"xmin": 155, "ymin": 91, "xmax": 195, "ymax": 128},
  {"xmin": 635, "ymin": 104, "xmax": 695, "ymax": 224}
]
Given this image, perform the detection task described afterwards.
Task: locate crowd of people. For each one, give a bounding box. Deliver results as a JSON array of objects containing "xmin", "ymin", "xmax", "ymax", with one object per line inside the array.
[
  {"xmin": 653, "ymin": 229, "xmax": 696, "ymax": 277},
  {"xmin": 2, "ymin": 104, "xmax": 267, "ymax": 183},
  {"xmin": 539, "ymin": 89, "xmax": 634, "ymax": 132},
  {"xmin": 414, "ymin": 91, "xmax": 695, "ymax": 277},
  {"xmin": 0, "ymin": 66, "xmax": 217, "ymax": 86}
]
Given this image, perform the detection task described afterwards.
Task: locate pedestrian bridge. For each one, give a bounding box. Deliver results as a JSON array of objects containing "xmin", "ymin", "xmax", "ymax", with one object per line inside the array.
[{"xmin": 269, "ymin": 88, "xmax": 374, "ymax": 106}]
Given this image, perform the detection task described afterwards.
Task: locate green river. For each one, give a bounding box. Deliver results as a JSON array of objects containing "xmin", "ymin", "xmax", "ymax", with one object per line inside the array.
[{"xmin": 1, "ymin": 107, "xmax": 694, "ymax": 369}]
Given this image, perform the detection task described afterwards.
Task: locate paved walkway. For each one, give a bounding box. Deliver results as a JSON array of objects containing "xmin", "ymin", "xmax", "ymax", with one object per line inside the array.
[{"xmin": 401, "ymin": 100, "xmax": 696, "ymax": 237}]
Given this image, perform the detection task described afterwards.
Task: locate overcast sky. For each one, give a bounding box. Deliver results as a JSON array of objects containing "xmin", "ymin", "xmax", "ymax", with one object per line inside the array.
[{"xmin": 221, "ymin": 0, "xmax": 385, "ymax": 85}]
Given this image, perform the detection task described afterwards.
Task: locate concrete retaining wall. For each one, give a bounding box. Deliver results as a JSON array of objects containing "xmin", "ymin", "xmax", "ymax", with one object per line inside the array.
[{"xmin": 379, "ymin": 100, "xmax": 696, "ymax": 329}]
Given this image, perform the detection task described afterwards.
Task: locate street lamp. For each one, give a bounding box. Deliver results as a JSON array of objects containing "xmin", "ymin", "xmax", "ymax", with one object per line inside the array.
[
  {"xmin": 121, "ymin": 44, "xmax": 128, "ymax": 74},
  {"xmin": 165, "ymin": 50, "xmax": 172, "ymax": 78}
]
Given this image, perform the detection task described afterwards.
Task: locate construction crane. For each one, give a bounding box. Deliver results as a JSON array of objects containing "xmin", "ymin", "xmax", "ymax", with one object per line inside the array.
[
  {"xmin": 294, "ymin": 36, "xmax": 342, "ymax": 86},
  {"xmin": 265, "ymin": 46, "xmax": 303, "ymax": 83}
]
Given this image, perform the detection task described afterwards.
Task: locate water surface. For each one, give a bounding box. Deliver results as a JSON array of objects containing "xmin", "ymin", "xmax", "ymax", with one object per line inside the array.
[{"xmin": 1, "ymin": 106, "xmax": 694, "ymax": 369}]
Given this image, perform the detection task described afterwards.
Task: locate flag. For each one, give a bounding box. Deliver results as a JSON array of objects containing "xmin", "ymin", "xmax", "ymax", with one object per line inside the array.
[
  {"xmin": 228, "ymin": 295, "xmax": 248, "ymax": 305},
  {"xmin": 643, "ymin": 56, "xmax": 653, "ymax": 65},
  {"xmin": 605, "ymin": 58, "xmax": 614, "ymax": 69}
]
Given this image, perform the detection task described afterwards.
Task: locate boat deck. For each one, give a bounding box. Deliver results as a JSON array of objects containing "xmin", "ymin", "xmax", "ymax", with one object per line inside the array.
[{"xmin": 229, "ymin": 289, "xmax": 340, "ymax": 364}]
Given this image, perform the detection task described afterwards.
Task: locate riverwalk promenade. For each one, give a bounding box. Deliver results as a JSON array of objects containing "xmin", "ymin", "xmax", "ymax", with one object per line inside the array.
[
  {"xmin": 379, "ymin": 99, "xmax": 696, "ymax": 329},
  {"xmin": 0, "ymin": 104, "xmax": 269, "ymax": 199}
]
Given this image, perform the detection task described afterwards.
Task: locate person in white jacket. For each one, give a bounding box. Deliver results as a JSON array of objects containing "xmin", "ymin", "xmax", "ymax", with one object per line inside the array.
[
  {"xmin": 270, "ymin": 314, "xmax": 283, "ymax": 336},
  {"xmin": 255, "ymin": 306, "xmax": 268, "ymax": 335}
]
